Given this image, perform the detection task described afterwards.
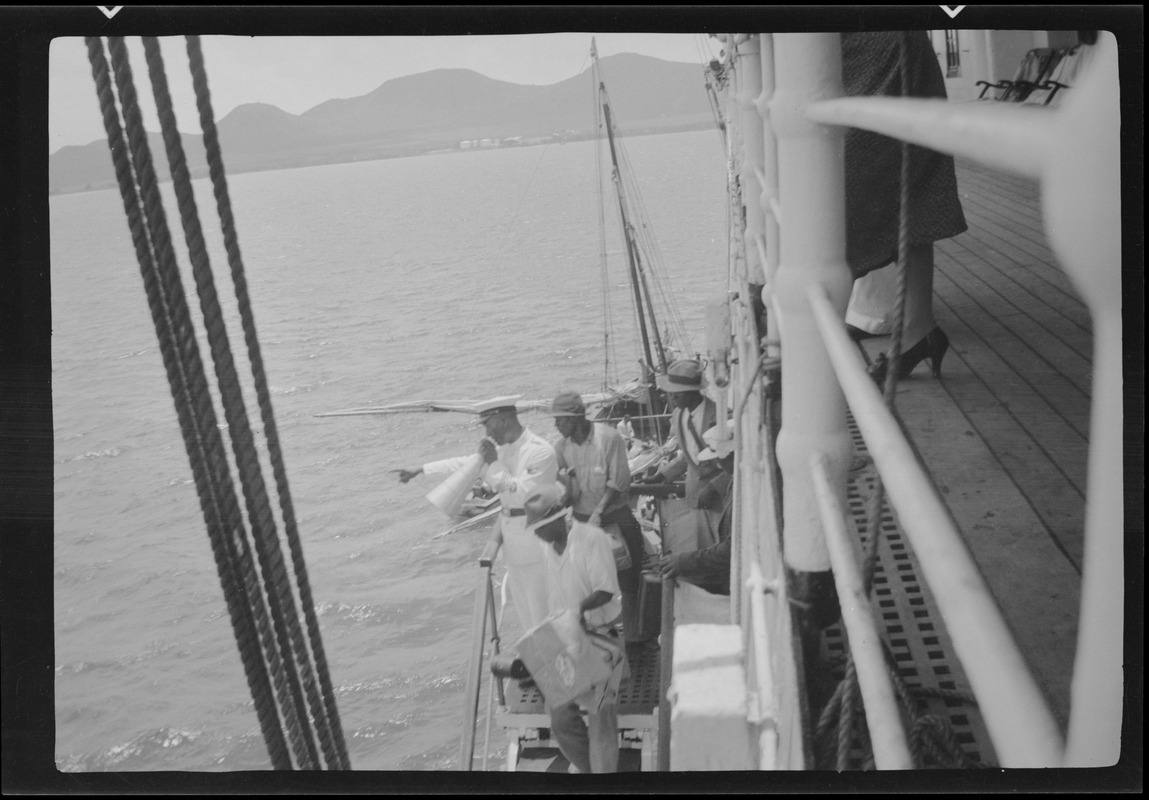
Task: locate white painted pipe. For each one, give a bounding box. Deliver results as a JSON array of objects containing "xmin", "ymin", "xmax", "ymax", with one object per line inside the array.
[
  {"xmin": 806, "ymin": 95, "xmax": 1049, "ymax": 182},
  {"xmin": 811, "ymin": 453, "xmax": 914, "ymax": 770}
]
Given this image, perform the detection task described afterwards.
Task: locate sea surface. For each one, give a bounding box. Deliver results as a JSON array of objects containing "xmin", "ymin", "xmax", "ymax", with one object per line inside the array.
[{"xmin": 51, "ymin": 128, "xmax": 728, "ymax": 771}]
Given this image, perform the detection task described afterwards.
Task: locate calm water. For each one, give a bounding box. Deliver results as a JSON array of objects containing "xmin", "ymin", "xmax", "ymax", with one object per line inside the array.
[{"xmin": 51, "ymin": 128, "xmax": 727, "ymax": 771}]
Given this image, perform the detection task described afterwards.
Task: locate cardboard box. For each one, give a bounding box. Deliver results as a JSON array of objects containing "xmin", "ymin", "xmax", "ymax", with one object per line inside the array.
[{"xmin": 515, "ymin": 610, "xmax": 623, "ymax": 708}]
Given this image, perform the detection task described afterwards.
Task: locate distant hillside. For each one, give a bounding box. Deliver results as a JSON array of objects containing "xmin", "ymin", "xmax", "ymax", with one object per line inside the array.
[{"xmin": 50, "ymin": 53, "xmax": 716, "ymax": 195}]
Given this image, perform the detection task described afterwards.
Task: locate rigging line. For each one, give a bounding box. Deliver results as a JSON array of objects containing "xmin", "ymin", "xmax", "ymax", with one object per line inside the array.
[
  {"xmin": 593, "ymin": 45, "xmax": 618, "ymax": 392},
  {"xmin": 121, "ymin": 36, "xmax": 317, "ymax": 771},
  {"xmin": 143, "ymin": 37, "xmax": 325, "ymax": 772},
  {"xmin": 609, "ymin": 128, "xmax": 693, "ymax": 351},
  {"xmin": 93, "ymin": 35, "xmax": 294, "ymax": 771},
  {"xmin": 600, "ymin": 81, "xmax": 658, "ymax": 379},
  {"xmin": 594, "ymin": 46, "xmax": 641, "ymax": 388},
  {"xmin": 181, "ymin": 35, "xmax": 350, "ymax": 769},
  {"xmin": 630, "ymin": 210, "xmax": 692, "ymax": 356},
  {"xmin": 186, "ymin": 35, "xmax": 349, "ymax": 770}
]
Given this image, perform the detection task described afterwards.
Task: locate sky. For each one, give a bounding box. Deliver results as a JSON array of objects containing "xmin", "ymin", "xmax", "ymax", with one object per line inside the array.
[{"xmin": 49, "ymin": 33, "xmax": 723, "ymax": 154}]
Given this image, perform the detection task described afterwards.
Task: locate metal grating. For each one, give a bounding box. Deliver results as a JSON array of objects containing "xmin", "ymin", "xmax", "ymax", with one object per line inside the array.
[
  {"xmin": 502, "ymin": 643, "xmax": 662, "ymax": 716},
  {"xmin": 818, "ymin": 414, "xmax": 998, "ymax": 768}
]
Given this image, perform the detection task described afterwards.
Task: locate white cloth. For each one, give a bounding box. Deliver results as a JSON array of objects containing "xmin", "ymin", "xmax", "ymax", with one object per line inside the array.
[
  {"xmin": 542, "ymin": 521, "xmax": 622, "ymax": 631},
  {"xmin": 423, "ymin": 426, "xmax": 557, "ymax": 567},
  {"xmin": 846, "ymin": 264, "xmax": 898, "ymax": 335},
  {"xmin": 424, "ymin": 427, "xmax": 557, "ymax": 629},
  {"xmin": 502, "ymin": 557, "xmax": 551, "ymax": 631}
]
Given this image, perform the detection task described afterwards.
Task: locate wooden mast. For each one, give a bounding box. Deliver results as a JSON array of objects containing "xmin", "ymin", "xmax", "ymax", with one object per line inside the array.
[{"xmin": 592, "ymin": 41, "xmax": 668, "ymax": 433}]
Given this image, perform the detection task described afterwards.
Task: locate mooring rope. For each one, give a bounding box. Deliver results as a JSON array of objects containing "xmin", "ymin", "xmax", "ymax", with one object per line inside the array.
[{"xmin": 87, "ymin": 35, "xmax": 348, "ymax": 770}]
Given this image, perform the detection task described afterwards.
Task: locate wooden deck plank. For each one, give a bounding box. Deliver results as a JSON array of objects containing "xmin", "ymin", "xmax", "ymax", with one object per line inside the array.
[
  {"xmin": 938, "ymin": 235, "xmax": 1093, "ymax": 351},
  {"xmin": 861, "ymin": 310, "xmax": 1087, "ymax": 568},
  {"xmin": 944, "ymin": 220, "xmax": 1084, "ymax": 311},
  {"xmin": 934, "ymin": 246, "xmax": 1094, "ymax": 406},
  {"xmin": 888, "ymin": 372, "xmax": 1082, "ymax": 729},
  {"xmin": 952, "ymin": 163, "xmax": 1085, "ymax": 292},
  {"xmin": 921, "ymin": 279, "xmax": 1091, "ymax": 484}
]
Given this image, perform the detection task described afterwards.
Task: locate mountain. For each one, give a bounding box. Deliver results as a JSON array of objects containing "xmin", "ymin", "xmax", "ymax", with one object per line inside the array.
[{"xmin": 49, "ymin": 53, "xmax": 716, "ymax": 195}]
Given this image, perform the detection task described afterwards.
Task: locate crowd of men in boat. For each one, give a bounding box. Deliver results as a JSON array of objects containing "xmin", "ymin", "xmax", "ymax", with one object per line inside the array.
[{"xmin": 396, "ymin": 357, "xmax": 733, "ymax": 773}]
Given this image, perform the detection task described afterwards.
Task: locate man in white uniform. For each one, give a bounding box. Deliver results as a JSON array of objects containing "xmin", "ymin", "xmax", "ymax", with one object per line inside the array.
[
  {"xmin": 524, "ymin": 483, "xmax": 626, "ymax": 774},
  {"xmin": 398, "ymin": 396, "xmax": 557, "ymax": 631}
]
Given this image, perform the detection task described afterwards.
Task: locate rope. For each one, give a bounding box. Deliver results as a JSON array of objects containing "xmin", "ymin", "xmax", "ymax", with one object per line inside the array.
[
  {"xmin": 185, "ymin": 35, "xmax": 351, "ymax": 771},
  {"xmin": 108, "ymin": 33, "xmax": 315, "ymax": 770},
  {"xmin": 88, "ymin": 35, "xmax": 349, "ymax": 770},
  {"xmin": 140, "ymin": 36, "xmax": 322, "ymax": 770},
  {"xmin": 87, "ymin": 35, "xmax": 294, "ymax": 771}
]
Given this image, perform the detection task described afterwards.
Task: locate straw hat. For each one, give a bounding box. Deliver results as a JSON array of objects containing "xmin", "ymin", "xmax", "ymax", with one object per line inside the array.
[
  {"xmin": 656, "ymin": 359, "xmax": 707, "ymax": 393},
  {"xmin": 524, "ymin": 484, "xmax": 570, "ymax": 532},
  {"xmin": 548, "ymin": 391, "xmax": 586, "ymax": 417}
]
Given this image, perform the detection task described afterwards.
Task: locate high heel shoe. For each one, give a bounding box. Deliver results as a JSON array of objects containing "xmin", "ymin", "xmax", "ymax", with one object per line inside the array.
[{"xmin": 868, "ymin": 327, "xmax": 950, "ymax": 383}]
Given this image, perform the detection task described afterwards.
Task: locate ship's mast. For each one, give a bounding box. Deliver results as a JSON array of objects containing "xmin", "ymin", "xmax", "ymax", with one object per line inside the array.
[{"xmin": 592, "ymin": 42, "xmax": 668, "ymax": 383}]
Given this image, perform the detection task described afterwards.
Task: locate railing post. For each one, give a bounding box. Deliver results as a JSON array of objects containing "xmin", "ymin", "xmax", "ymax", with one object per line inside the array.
[
  {"xmin": 757, "ymin": 33, "xmax": 782, "ymax": 360},
  {"xmin": 769, "ymin": 32, "xmax": 852, "ymax": 664},
  {"xmin": 738, "ymin": 35, "xmax": 767, "ymax": 288},
  {"xmin": 1042, "ymin": 33, "xmax": 1124, "ymax": 769},
  {"xmin": 457, "ymin": 539, "xmax": 501, "ymax": 770}
]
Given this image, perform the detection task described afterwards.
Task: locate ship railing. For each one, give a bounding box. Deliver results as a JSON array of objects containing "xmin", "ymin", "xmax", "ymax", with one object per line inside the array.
[
  {"xmin": 733, "ymin": 31, "xmax": 1120, "ymax": 769},
  {"xmin": 458, "ymin": 538, "xmax": 505, "ymax": 771}
]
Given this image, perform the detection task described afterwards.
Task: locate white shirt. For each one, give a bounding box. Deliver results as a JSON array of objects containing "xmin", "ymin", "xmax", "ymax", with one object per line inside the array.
[
  {"xmin": 424, "ymin": 427, "xmax": 558, "ymax": 566},
  {"xmin": 542, "ymin": 521, "xmax": 622, "ymax": 631},
  {"xmin": 423, "ymin": 426, "xmax": 557, "ymax": 511}
]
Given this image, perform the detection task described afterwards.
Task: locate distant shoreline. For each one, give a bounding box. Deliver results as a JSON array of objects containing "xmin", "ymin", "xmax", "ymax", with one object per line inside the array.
[{"xmin": 49, "ymin": 120, "xmax": 716, "ymax": 197}]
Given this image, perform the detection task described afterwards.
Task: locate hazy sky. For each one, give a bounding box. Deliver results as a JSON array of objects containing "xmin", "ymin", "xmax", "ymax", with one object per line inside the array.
[{"xmin": 49, "ymin": 33, "xmax": 723, "ymax": 154}]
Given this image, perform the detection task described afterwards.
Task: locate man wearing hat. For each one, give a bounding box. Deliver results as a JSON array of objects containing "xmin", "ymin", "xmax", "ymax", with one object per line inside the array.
[
  {"xmin": 648, "ymin": 359, "xmax": 732, "ymax": 557},
  {"xmin": 549, "ymin": 391, "xmax": 647, "ymax": 649},
  {"xmin": 397, "ymin": 396, "xmax": 557, "ymax": 630},
  {"xmin": 658, "ymin": 424, "xmax": 735, "ymax": 597},
  {"xmin": 524, "ymin": 483, "xmax": 627, "ymax": 774}
]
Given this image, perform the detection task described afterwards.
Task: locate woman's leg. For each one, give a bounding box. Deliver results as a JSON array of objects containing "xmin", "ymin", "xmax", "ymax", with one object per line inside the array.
[{"xmin": 901, "ymin": 242, "xmax": 938, "ymax": 345}]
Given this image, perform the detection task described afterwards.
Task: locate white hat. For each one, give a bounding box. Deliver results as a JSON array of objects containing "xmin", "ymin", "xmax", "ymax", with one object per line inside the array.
[{"xmin": 472, "ymin": 395, "xmax": 523, "ymax": 420}]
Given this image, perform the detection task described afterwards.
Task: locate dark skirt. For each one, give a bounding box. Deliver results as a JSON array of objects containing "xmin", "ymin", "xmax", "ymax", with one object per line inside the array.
[{"xmin": 843, "ymin": 31, "xmax": 968, "ymax": 278}]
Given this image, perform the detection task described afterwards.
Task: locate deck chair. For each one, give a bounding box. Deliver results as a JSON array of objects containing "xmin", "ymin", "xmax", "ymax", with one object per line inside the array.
[
  {"xmin": 1022, "ymin": 44, "xmax": 1097, "ymax": 107},
  {"xmin": 976, "ymin": 47, "xmax": 1059, "ymax": 102}
]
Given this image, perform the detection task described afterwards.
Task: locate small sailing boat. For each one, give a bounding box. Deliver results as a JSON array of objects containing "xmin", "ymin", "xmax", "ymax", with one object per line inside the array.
[
  {"xmin": 457, "ymin": 39, "xmax": 703, "ymax": 773},
  {"xmin": 318, "ymin": 40, "xmax": 694, "ymax": 529},
  {"xmin": 585, "ymin": 38, "xmax": 694, "ymax": 446}
]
